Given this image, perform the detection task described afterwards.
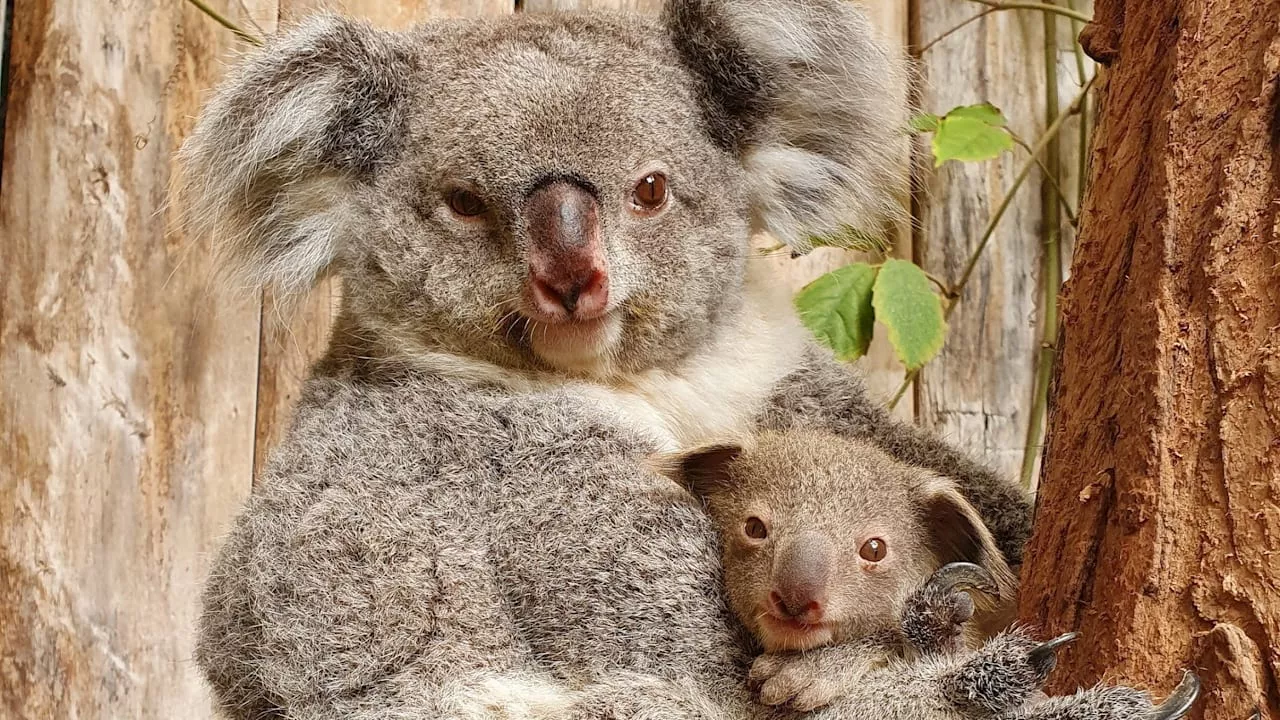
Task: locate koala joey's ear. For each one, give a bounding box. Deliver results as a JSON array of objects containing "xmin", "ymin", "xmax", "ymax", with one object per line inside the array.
[
  {"xmin": 653, "ymin": 444, "xmax": 743, "ymax": 500},
  {"xmin": 917, "ymin": 476, "xmax": 1018, "ymax": 597},
  {"xmin": 178, "ymin": 15, "xmax": 414, "ymax": 300},
  {"xmin": 663, "ymin": 0, "xmax": 911, "ymax": 250}
]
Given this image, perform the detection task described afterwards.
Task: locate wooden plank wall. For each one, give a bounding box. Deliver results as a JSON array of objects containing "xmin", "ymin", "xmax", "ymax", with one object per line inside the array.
[{"xmin": 0, "ymin": 0, "xmax": 1071, "ymax": 716}]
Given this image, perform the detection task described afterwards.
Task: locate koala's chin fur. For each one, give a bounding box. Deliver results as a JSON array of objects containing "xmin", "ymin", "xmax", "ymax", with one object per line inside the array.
[{"xmin": 177, "ymin": 3, "xmax": 1073, "ymax": 719}]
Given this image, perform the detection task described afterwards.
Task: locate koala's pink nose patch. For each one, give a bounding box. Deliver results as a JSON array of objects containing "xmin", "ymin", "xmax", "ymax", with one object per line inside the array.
[
  {"xmin": 524, "ymin": 181, "xmax": 610, "ymax": 321},
  {"xmin": 769, "ymin": 532, "xmax": 834, "ymax": 623},
  {"xmin": 768, "ymin": 590, "xmax": 825, "ymax": 624}
]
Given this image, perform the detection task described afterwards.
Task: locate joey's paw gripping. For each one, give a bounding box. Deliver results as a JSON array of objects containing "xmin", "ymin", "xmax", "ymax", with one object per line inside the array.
[
  {"xmin": 1021, "ymin": 671, "xmax": 1200, "ymax": 720},
  {"xmin": 902, "ymin": 562, "xmax": 998, "ymax": 655},
  {"xmin": 749, "ymin": 652, "xmax": 849, "ymax": 713},
  {"xmin": 942, "ymin": 630, "xmax": 1078, "ymax": 716}
]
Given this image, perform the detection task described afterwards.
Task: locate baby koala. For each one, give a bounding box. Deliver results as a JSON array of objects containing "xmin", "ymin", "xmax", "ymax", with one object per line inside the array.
[{"xmin": 659, "ymin": 429, "xmax": 1018, "ymax": 711}]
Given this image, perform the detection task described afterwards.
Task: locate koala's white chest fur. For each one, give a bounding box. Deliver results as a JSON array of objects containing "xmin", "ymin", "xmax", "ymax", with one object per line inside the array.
[
  {"xmin": 411, "ymin": 278, "xmax": 808, "ymax": 452},
  {"xmin": 572, "ymin": 304, "xmax": 806, "ymax": 451}
]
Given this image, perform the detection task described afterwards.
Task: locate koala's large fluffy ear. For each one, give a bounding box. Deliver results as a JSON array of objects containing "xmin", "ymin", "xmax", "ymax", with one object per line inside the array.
[
  {"xmin": 178, "ymin": 15, "xmax": 414, "ymax": 298},
  {"xmin": 664, "ymin": 0, "xmax": 910, "ymax": 249},
  {"xmin": 916, "ymin": 476, "xmax": 1018, "ymax": 597},
  {"xmin": 653, "ymin": 444, "xmax": 744, "ymax": 500}
]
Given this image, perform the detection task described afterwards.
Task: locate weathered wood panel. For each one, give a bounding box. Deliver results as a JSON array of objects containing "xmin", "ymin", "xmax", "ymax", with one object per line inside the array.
[
  {"xmin": 1020, "ymin": 0, "xmax": 1280, "ymax": 716},
  {"xmin": 912, "ymin": 2, "xmax": 1048, "ymax": 480},
  {"xmin": 0, "ymin": 0, "xmax": 270, "ymax": 717},
  {"xmin": 252, "ymin": 0, "xmax": 514, "ymax": 479}
]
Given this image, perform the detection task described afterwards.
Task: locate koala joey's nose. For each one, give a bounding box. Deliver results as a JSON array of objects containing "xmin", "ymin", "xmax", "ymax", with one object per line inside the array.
[
  {"xmin": 768, "ymin": 590, "xmax": 825, "ymax": 624},
  {"xmin": 524, "ymin": 180, "xmax": 610, "ymax": 321},
  {"xmin": 770, "ymin": 533, "xmax": 834, "ymax": 623}
]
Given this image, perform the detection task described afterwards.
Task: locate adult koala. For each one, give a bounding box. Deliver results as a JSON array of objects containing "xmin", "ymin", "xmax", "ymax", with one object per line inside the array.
[{"xmin": 182, "ymin": 2, "xmax": 1184, "ymax": 718}]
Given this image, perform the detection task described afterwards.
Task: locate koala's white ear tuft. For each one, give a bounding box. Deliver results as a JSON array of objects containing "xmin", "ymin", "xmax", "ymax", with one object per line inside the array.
[
  {"xmin": 664, "ymin": 0, "xmax": 911, "ymax": 250},
  {"xmin": 177, "ymin": 14, "xmax": 414, "ymax": 300},
  {"xmin": 917, "ymin": 476, "xmax": 1018, "ymax": 598},
  {"xmin": 653, "ymin": 443, "xmax": 744, "ymax": 500}
]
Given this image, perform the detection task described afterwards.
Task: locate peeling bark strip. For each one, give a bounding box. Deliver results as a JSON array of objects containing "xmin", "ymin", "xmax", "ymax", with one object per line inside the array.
[{"xmin": 1018, "ymin": 1, "xmax": 1280, "ymax": 719}]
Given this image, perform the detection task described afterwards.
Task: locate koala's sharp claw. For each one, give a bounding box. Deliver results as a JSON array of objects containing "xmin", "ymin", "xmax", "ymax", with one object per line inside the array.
[
  {"xmin": 1147, "ymin": 671, "xmax": 1199, "ymax": 720},
  {"xmin": 1027, "ymin": 631, "xmax": 1079, "ymax": 670},
  {"xmin": 1246, "ymin": 707, "xmax": 1261, "ymax": 720},
  {"xmin": 927, "ymin": 561, "xmax": 1000, "ymax": 599}
]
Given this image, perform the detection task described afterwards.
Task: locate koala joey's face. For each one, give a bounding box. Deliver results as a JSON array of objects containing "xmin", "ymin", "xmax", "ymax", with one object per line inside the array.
[
  {"xmin": 665, "ymin": 432, "xmax": 1011, "ymax": 653},
  {"xmin": 181, "ymin": 3, "xmax": 908, "ymax": 376}
]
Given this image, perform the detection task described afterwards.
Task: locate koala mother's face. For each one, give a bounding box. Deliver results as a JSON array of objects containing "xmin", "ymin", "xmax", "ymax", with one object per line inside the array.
[
  {"xmin": 181, "ymin": 3, "xmax": 907, "ymax": 375},
  {"xmin": 355, "ymin": 17, "xmax": 749, "ymax": 374}
]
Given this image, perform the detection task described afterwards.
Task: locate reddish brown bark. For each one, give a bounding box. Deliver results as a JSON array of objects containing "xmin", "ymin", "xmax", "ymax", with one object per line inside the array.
[{"xmin": 1018, "ymin": 1, "xmax": 1280, "ymax": 719}]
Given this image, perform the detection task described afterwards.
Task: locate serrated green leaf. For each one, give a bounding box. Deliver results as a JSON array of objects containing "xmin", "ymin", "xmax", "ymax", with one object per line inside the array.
[
  {"xmin": 909, "ymin": 113, "xmax": 941, "ymax": 133},
  {"xmin": 808, "ymin": 227, "xmax": 890, "ymax": 254},
  {"xmin": 932, "ymin": 116, "xmax": 1014, "ymax": 166},
  {"xmin": 871, "ymin": 259, "xmax": 946, "ymax": 370},
  {"xmin": 795, "ymin": 263, "xmax": 880, "ymax": 362},
  {"xmin": 945, "ymin": 102, "xmax": 1008, "ymax": 127}
]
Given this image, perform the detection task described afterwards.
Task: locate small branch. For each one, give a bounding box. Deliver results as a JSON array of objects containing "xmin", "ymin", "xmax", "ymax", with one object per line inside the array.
[
  {"xmin": 185, "ymin": 0, "xmax": 263, "ymax": 46},
  {"xmin": 963, "ymin": 0, "xmax": 1093, "ymax": 23},
  {"xmin": 917, "ymin": 8, "xmax": 998, "ymax": 54},
  {"xmin": 886, "ymin": 76, "xmax": 1096, "ymax": 411},
  {"xmin": 924, "ymin": 270, "xmax": 953, "ymax": 296},
  {"xmin": 1009, "ymin": 132, "xmax": 1078, "ymax": 226},
  {"xmin": 1020, "ymin": 0, "xmax": 1065, "ymax": 490}
]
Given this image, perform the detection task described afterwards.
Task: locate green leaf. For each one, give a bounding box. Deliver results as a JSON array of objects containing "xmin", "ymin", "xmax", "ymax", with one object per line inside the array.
[
  {"xmin": 945, "ymin": 102, "xmax": 1008, "ymax": 127},
  {"xmin": 795, "ymin": 263, "xmax": 880, "ymax": 362},
  {"xmin": 808, "ymin": 227, "xmax": 890, "ymax": 254},
  {"xmin": 909, "ymin": 113, "xmax": 941, "ymax": 133},
  {"xmin": 931, "ymin": 116, "xmax": 1013, "ymax": 166},
  {"xmin": 872, "ymin": 259, "xmax": 946, "ymax": 370}
]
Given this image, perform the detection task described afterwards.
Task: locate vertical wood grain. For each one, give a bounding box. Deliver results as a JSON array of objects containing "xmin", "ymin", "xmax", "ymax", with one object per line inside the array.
[
  {"xmin": 0, "ymin": 0, "xmax": 270, "ymax": 716},
  {"xmin": 912, "ymin": 2, "xmax": 1047, "ymax": 479},
  {"xmin": 251, "ymin": 0, "xmax": 514, "ymax": 480}
]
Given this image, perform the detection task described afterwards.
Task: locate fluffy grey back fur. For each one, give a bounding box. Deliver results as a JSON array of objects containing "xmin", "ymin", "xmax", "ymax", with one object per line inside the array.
[{"xmin": 180, "ymin": 2, "xmax": 1170, "ymax": 719}]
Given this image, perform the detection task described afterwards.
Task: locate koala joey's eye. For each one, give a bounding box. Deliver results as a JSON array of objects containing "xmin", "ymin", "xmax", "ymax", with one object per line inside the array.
[
  {"xmin": 859, "ymin": 537, "xmax": 887, "ymax": 562},
  {"xmin": 743, "ymin": 517, "xmax": 768, "ymax": 541},
  {"xmin": 447, "ymin": 188, "xmax": 487, "ymax": 218},
  {"xmin": 630, "ymin": 172, "xmax": 668, "ymax": 214}
]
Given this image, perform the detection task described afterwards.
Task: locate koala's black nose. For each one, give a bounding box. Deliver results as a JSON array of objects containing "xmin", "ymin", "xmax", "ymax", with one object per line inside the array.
[{"xmin": 523, "ymin": 181, "xmax": 610, "ymax": 321}]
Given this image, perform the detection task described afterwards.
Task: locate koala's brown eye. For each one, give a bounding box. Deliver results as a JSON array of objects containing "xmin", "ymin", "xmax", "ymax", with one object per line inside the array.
[
  {"xmin": 744, "ymin": 517, "xmax": 768, "ymax": 540},
  {"xmin": 859, "ymin": 538, "xmax": 887, "ymax": 562},
  {"xmin": 447, "ymin": 189, "xmax": 487, "ymax": 217},
  {"xmin": 631, "ymin": 173, "xmax": 668, "ymax": 212}
]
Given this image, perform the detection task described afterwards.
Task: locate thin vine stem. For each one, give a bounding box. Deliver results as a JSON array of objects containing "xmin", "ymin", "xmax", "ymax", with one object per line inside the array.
[
  {"xmin": 1020, "ymin": 0, "xmax": 1064, "ymax": 489},
  {"xmin": 185, "ymin": 0, "xmax": 263, "ymax": 46},
  {"xmin": 918, "ymin": 8, "xmax": 998, "ymax": 54},
  {"xmin": 886, "ymin": 75, "xmax": 1096, "ymax": 411},
  {"xmin": 963, "ymin": 0, "xmax": 1092, "ymax": 23},
  {"xmin": 1009, "ymin": 132, "xmax": 1078, "ymax": 226}
]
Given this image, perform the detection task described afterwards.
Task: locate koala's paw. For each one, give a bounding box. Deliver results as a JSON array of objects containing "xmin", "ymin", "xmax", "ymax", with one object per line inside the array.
[
  {"xmin": 942, "ymin": 629, "xmax": 1078, "ymax": 716},
  {"xmin": 902, "ymin": 562, "xmax": 998, "ymax": 655},
  {"xmin": 1014, "ymin": 671, "xmax": 1200, "ymax": 720},
  {"xmin": 749, "ymin": 650, "xmax": 860, "ymax": 713}
]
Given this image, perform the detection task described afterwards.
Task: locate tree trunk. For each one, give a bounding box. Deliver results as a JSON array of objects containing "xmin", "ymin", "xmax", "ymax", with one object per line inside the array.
[{"xmin": 1017, "ymin": 1, "xmax": 1280, "ymax": 719}]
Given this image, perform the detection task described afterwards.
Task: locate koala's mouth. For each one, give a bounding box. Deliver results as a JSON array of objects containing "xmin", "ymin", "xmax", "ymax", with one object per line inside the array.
[
  {"xmin": 756, "ymin": 613, "xmax": 836, "ymax": 653},
  {"xmin": 520, "ymin": 309, "xmax": 624, "ymax": 374}
]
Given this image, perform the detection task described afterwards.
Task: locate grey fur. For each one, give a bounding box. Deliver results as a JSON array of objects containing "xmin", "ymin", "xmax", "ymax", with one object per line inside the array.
[
  {"xmin": 666, "ymin": 432, "xmax": 1192, "ymax": 720},
  {"xmin": 184, "ymin": 3, "xmax": 1176, "ymax": 719},
  {"xmin": 658, "ymin": 430, "xmax": 1016, "ymax": 661}
]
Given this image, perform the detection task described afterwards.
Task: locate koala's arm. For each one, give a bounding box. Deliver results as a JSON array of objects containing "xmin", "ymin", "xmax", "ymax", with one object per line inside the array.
[
  {"xmin": 759, "ymin": 345, "xmax": 1032, "ymax": 564},
  {"xmin": 748, "ymin": 640, "xmax": 898, "ymax": 713},
  {"xmin": 806, "ymin": 631, "xmax": 1184, "ymax": 720}
]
